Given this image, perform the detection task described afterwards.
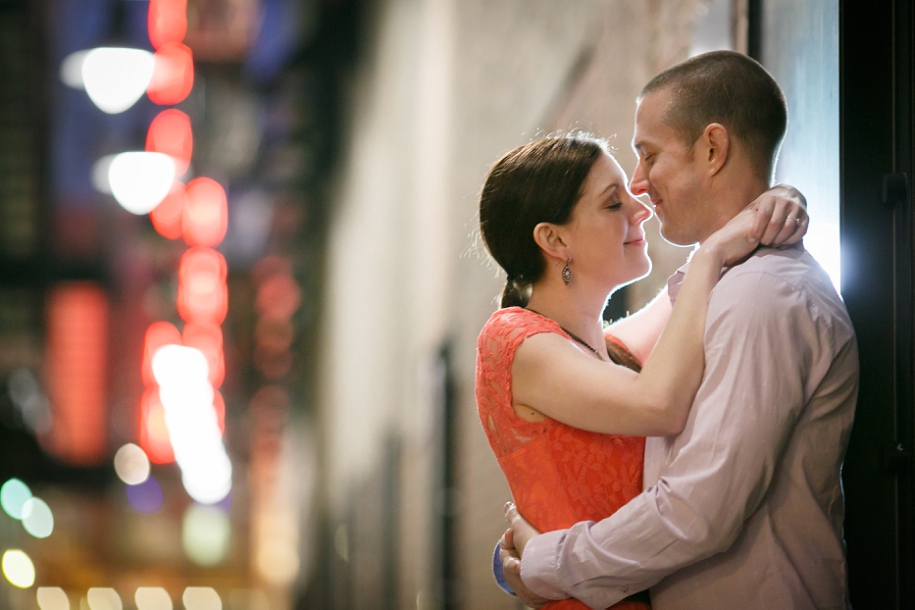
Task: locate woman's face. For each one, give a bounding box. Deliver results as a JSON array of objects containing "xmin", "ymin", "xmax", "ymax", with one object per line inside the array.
[{"xmin": 563, "ymin": 152, "xmax": 653, "ymax": 290}]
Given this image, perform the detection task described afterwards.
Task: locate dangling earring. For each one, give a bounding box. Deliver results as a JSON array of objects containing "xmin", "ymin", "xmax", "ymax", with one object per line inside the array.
[{"xmin": 561, "ymin": 262, "xmax": 572, "ymax": 285}]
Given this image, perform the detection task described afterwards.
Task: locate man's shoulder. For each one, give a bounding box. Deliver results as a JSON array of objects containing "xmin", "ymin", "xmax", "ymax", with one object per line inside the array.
[
  {"xmin": 713, "ymin": 247, "xmax": 853, "ymax": 332},
  {"xmin": 719, "ymin": 248, "xmax": 836, "ymax": 299}
]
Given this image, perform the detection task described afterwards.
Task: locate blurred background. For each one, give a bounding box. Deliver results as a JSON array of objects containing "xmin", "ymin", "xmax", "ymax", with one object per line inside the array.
[{"xmin": 2, "ymin": 0, "xmax": 907, "ymax": 608}]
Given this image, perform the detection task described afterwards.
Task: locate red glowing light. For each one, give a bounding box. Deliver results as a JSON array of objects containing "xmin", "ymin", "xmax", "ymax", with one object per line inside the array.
[
  {"xmin": 148, "ymin": 0, "xmax": 188, "ymax": 49},
  {"xmin": 182, "ymin": 321, "xmax": 225, "ymax": 388},
  {"xmin": 146, "ymin": 109, "xmax": 193, "ymax": 175},
  {"xmin": 183, "ymin": 177, "xmax": 228, "ymax": 247},
  {"xmin": 141, "ymin": 321, "xmax": 182, "ymax": 387},
  {"xmin": 45, "ymin": 283, "xmax": 109, "ymax": 466},
  {"xmin": 150, "ymin": 182, "xmax": 187, "ymax": 240},
  {"xmin": 147, "ymin": 43, "xmax": 194, "ymax": 105},
  {"xmin": 213, "ymin": 390, "xmax": 226, "ymax": 435},
  {"xmin": 177, "ymin": 247, "xmax": 228, "ymax": 323},
  {"xmin": 256, "ymin": 274, "xmax": 301, "ymax": 321},
  {"xmin": 139, "ymin": 388, "xmax": 175, "ymax": 464}
]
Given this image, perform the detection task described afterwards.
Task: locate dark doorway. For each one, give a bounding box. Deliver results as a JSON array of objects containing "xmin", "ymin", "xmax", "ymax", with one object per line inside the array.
[{"xmin": 839, "ymin": 0, "xmax": 914, "ymax": 607}]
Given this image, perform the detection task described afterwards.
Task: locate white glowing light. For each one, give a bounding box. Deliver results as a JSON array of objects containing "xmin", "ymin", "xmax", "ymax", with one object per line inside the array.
[
  {"xmin": 21, "ymin": 497, "xmax": 54, "ymax": 538},
  {"xmin": 92, "ymin": 155, "xmax": 115, "ymax": 195},
  {"xmin": 87, "ymin": 587, "xmax": 122, "ymax": 610},
  {"xmin": 2, "ymin": 549, "xmax": 35, "ymax": 588},
  {"xmin": 182, "ymin": 587, "xmax": 222, "ymax": 610},
  {"xmin": 182, "ymin": 505, "xmax": 231, "ymax": 567},
  {"xmin": 114, "ymin": 443, "xmax": 151, "ymax": 485},
  {"xmin": 152, "ymin": 344, "xmax": 209, "ymax": 384},
  {"xmin": 37, "ymin": 587, "xmax": 70, "ymax": 610},
  {"xmin": 60, "ymin": 50, "xmax": 89, "ymax": 88},
  {"xmin": 107, "ymin": 152, "xmax": 176, "ymax": 215},
  {"xmin": 152, "ymin": 344, "xmax": 232, "ymax": 504},
  {"xmin": 1, "ymin": 478, "xmax": 32, "ymax": 519},
  {"xmin": 135, "ymin": 587, "xmax": 173, "ymax": 610},
  {"xmin": 81, "ymin": 47, "xmax": 155, "ymax": 114}
]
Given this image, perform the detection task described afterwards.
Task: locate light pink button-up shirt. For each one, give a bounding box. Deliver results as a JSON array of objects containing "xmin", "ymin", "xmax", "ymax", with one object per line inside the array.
[{"xmin": 522, "ymin": 247, "xmax": 858, "ymax": 610}]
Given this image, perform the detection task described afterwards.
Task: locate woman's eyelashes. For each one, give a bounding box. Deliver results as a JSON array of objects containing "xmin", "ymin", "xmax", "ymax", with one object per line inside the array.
[{"xmin": 605, "ymin": 196, "xmax": 623, "ymax": 211}]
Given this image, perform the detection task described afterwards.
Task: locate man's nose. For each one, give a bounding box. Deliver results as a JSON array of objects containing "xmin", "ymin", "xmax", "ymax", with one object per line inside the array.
[{"xmin": 629, "ymin": 163, "xmax": 648, "ymax": 196}]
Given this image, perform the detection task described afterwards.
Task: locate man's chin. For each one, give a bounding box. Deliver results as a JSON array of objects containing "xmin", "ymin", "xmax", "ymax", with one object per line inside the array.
[{"xmin": 658, "ymin": 226, "xmax": 698, "ymax": 248}]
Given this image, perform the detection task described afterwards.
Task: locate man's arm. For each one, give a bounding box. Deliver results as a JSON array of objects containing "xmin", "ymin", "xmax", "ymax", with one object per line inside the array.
[{"xmin": 519, "ymin": 270, "xmax": 818, "ymax": 608}]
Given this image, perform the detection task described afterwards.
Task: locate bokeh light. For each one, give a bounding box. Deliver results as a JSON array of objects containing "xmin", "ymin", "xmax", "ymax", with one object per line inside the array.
[
  {"xmin": 150, "ymin": 182, "xmax": 188, "ymax": 240},
  {"xmin": 255, "ymin": 523, "xmax": 300, "ymax": 585},
  {"xmin": 1, "ymin": 478, "xmax": 32, "ymax": 519},
  {"xmin": 146, "ymin": 110, "xmax": 193, "ymax": 176},
  {"xmin": 108, "ymin": 152, "xmax": 176, "ymax": 215},
  {"xmin": 147, "ymin": 43, "xmax": 194, "ymax": 105},
  {"xmin": 148, "ymin": 0, "xmax": 188, "ymax": 49},
  {"xmin": 182, "ymin": 322, "xmax": 225, "ymax": 388},
  {"xmin": 142, "ymin": 322, "xmax": 183, "ymax": 387},
  {"xmin": 59, "ymin": 50, "xmax": 88, "ymax": 88},
  {"xmin": 2, "ymin": 549, "xmax": 35, "ymax": 588},
  {"xmin": 37, "ymin": 587, "xmax": 70, "ymax": 610},
  {"xmin": 139, "ymin": 388, "xmax": 175, "ymax": 464},
  {"xmin": 126, "ymin": 476, "xmax": 164, "ymax": 514},
  {"xmin": 21, "ymin": 497, "xmax": 54, "ymax": 538},
  {"xmin": 87, "ymin": 587, "xmax": 122, "ymax": 610},
  {"xmin": 182, "ymin": 587, "xmax": 222, "ymax": 610},
  {"xmin": 114, "ymin": 443, "xmax": 151, "ymax": 485},
  {"xmin": 183, "ymin": 178, "xmax": 228, "ymax": 247},
  {"xmin": 182, "ymin": 505, "xmax": 230, "ymax": 567},
  {"xmin": 177, "ymin": 248, "xmax": 228, "ymax": 324},
  {"xmin": 135, "ymin": 586, "xmax": 173, "ymax": 610},
  {"xmin": 152, "ymin": 345, "xmax": 232, "ymax": 504},
  {"xmin": 80, "ymin": 47, "xmax": 155, "ymax": 114}
]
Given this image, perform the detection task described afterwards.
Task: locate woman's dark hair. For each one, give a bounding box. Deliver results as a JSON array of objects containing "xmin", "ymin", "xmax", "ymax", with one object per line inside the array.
[{"xmin": 479, "ymin": 134, "xmax": 609, "ymax": 309}]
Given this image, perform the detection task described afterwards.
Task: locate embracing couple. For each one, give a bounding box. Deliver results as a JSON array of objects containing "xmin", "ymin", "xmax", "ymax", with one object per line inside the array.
[{"xmin": 475, "ymin": 50, "xmax": 858, "ymax": 609}]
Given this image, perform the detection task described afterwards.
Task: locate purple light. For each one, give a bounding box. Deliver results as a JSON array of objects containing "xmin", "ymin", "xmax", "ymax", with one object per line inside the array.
[{"xmin": 126, "ymin": 476, "xmax": 163, "ymax": 514}]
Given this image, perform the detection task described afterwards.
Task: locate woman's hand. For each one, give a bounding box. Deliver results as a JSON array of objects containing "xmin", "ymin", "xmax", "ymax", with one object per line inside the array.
[
  {"xmin": 702, "ymin": 184, "xmax": 810, "ymax": 267},
  {"xmin": 749, "ymin": 183, "xmax": 808, "ymax": 246}
]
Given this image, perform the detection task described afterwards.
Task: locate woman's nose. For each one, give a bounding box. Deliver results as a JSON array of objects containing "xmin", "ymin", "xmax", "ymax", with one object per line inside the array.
[{"xmin": 630, "ymin": 198, "xmax": 653, "ymax": 224}]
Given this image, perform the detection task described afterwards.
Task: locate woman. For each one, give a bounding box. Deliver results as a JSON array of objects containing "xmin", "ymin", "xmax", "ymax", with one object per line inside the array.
[{"xmin": 475, "ymin": 134, "xmax": 806, "ymax": 609}]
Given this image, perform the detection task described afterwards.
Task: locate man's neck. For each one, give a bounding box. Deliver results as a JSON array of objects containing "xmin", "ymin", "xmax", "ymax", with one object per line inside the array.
[{"xmin": 696, "ymin": 178, "xmax": 770, "ymax": 244}]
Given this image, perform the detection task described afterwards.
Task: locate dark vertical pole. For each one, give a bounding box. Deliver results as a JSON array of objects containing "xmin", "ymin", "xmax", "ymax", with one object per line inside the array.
[
  {"xmin": 840, "ymin": 0, "xmax": 915, "ymax": 607},
  {"xmin": 430, "ymin": 340, "xmax": 460, "ymax": 609},
  {"xmin": 746, "ymin": 0, "xmax": 763, "ymax": 61},
  {"xmin": 890, "ymin": 1, "xmax": 915, "ymax": 606}
]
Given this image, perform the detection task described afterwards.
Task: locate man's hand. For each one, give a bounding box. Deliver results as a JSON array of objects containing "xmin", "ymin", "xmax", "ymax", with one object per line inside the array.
[{"xmin": 499, "ymin": 528, "xmax": 551, "ymax": 608}]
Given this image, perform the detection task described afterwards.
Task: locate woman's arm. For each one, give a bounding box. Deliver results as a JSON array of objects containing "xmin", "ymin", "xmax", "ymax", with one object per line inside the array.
[{"xmin": 511, "ymin": 201, "xmax": 803, "ymax": 438}]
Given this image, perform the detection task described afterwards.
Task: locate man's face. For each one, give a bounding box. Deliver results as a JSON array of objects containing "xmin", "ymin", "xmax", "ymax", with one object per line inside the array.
[{"xmin": 630, "ymin": 90, "xmax": 709, "ymax": 246}]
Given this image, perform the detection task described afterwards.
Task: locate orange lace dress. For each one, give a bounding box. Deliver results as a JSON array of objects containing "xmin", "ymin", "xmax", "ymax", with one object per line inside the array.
[{"xmin": 476, "ymin": 307, "xmax": 649, "ymax": 610}]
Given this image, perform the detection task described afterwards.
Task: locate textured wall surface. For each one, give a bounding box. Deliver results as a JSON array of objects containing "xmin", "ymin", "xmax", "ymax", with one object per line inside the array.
[{"xmin": 315, "ymin": 1, "xmax": 707, "ymax": 606}]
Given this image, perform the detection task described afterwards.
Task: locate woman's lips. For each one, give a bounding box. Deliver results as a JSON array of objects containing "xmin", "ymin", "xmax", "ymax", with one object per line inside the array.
[{"xmin": 625, "ymin": 236, "xmax": 646, "ymax": 246}]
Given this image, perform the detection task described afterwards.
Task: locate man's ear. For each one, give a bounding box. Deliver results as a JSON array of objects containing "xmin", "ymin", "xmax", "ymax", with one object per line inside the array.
[
  {"xmin": 532, "ymin": 222, "xmax": 569, "ymax": 263},
  {"xmin": 701, "ymin": 123, "xmax": 730, "ymax": 176}
]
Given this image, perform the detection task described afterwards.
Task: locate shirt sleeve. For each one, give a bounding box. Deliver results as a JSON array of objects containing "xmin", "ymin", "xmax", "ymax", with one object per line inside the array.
[{"xmin": 521, "ymin": 270, "xmax": 817, "ymax": 608}]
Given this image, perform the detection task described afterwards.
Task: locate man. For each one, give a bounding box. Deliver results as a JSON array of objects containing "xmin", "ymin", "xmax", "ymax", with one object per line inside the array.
[{"xmin": 499, "ymin": 50, "xmax": 858, "ymax": 609}]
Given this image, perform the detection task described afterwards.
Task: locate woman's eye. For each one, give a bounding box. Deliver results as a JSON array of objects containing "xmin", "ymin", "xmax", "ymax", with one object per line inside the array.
[{"xmin": 607, "ymin": 200, "xmax": 623, "ymax": 210}]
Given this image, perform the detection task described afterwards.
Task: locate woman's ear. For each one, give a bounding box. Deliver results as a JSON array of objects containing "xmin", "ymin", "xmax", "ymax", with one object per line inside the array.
[
  {"xmin": 532, "ymin": 222, "xmax": 569, "ymax": 262},
  {"xmin": 701, "ymin": 123, "xmax": 730, "ymax": 176}
]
